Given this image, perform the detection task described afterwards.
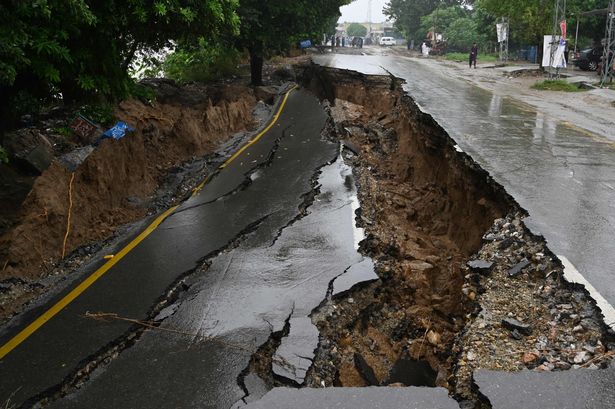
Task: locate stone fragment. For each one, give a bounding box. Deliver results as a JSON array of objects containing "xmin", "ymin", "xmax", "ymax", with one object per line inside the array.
[
  {"xmin": 427, "ymin": 330, "xmax": 441, "ymax": 346},
  {"xmin": 483, "ymin": 233, "xmax": 498, "ymax": 241},
  {"xmin": 522, "ymin": 352, "xmax": 539, "ymax": 364},
  {"xmin": 499, "ymin": 237, "xmax": 515, "ymax": 249},
  {"xmin": 574, "ymin": 351, "xmax": 590, "ymax": 364},
  {"xmin": 408, "ymin": 260, "xmax": 434, "ymax": 272},
  {"xmin": 466, "ymin": 259, "xmax": 494, "ymax": 275},
  {"xmin": 555, "ymin": 361, "xmax": 572, "ymax": 370},
  {"xmin": 502, "ymin": 318, "xmax": 532, "ymax": 335},
  {"xmin": 510, "ymin": 329, "xmax": 523, "ymax": 340},
  {"xmin": 580, "ymin": 318, "xmax": 600, "ymax": 331},
  {"xmin": 508, "ymin": 259, "xmax": 530, "ymax": 277}
]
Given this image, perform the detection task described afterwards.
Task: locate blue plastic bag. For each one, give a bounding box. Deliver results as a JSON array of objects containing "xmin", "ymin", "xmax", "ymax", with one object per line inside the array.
[{"xmin": 101, "ymin": 121, "xmax": 134, "ymax": 140}]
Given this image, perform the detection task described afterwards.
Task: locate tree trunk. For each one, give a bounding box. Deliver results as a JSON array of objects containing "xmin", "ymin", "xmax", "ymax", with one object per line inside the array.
[
  {"xmin": 121, "ymin": 41, "xmax": 140, "ymax": 73},
  {"xmin": 249, "ymin": 44, "xmax": 264, "ymax": 86}
]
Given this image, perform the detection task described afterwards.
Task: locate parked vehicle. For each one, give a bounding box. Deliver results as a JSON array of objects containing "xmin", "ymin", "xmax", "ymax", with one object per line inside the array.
[
  {"xmin": 379, "ymin": 37, "xmax": 396, "ymax": 46},
  {"xmin": 573, "ymin": 47, "xmax": 603, "ymax": 71}
]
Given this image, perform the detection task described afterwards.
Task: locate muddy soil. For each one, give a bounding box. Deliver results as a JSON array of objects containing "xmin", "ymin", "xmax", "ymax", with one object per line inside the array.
[
  {"xmin": 294, "ymin": 63, "xmax": 613, "ymax": 407},
  {"xmin": 0, "ymin": 81, "xmax": 260, "ymax": 322}
]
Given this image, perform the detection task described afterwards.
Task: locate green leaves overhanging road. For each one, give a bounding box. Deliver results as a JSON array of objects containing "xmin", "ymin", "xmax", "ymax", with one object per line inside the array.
[{"xmin": 0, "ymin": 0, "xmax": 350, "ymax": 128}]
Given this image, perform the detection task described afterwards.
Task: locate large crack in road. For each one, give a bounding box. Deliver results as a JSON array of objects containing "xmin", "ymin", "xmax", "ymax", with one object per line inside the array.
[{"xmin": 2, "ymin": 63, "xmax": 614, "ymax": 409}]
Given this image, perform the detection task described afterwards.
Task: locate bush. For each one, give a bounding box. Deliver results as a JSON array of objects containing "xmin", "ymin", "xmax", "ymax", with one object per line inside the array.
[
  {"xmin": 0, "ymin": 145, "xmax": 8, "ymax": 163},
  {"xmin": 164, "ymin": 40, "xmax": 240, "ymax": 84},
  {"xmin": 531, "ymin": 80, "xmax": 584, "ymax": 92}
]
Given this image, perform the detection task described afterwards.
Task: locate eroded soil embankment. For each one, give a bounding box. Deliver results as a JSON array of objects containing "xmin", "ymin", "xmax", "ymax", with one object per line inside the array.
[
  {"xmin": 296, "ymin": 64, "xmax": 613, "ymax": 406},
  {"xmin": 0, "ymin": 82, "xmax": 257, "ymax": 319}
]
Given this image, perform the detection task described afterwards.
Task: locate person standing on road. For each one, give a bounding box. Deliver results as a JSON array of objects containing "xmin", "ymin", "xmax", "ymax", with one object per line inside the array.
[{"xmin": 469, "ymin": 43, "xmax": 478, "ymax": 68}]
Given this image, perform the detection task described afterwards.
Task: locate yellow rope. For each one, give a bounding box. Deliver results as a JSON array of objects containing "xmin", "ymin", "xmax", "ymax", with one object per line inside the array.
[{"xmin": 62, "ymin": 173, "xmax": 75, "ymax": 259}]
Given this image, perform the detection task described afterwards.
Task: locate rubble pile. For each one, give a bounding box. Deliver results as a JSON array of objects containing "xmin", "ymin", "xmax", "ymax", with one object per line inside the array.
[{"xmin": 454, "ymin": 213, "xmax": 613, "ymax": 402}]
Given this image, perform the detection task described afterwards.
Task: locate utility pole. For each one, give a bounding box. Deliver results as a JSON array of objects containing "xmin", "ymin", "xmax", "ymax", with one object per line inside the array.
[
  {"xmin": 600, "ymin": 1, "xmax": 615, "ymax": 86},
  {"xmin": 549, "ymin": 0, "xmax": 566, "ymax": 78},
  {"xmin": 498, "ymin": 17, "xmax": 509, "ymax": 63},
  {"xmin": 367, "ymin": 0, "xmax": 373, "ymax": 37}
]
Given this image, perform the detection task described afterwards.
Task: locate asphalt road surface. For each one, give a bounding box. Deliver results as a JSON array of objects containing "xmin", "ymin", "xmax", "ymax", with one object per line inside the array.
[
  {"xmin": 314, "ymin": 53, "xmax": 615, "ymax": 326},
  {"xmin": 0, "ymin": 87, "xmax": 375, "ymax": 408},
  {"xmin": 3, "ymin": 54, "xmax": 614, "ymax": 409}
]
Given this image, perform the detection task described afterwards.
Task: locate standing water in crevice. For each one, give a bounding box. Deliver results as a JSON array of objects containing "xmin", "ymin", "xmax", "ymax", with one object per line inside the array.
[{"xmin": 236, "ymin": 149, "xmax": 380, "ymax": 402}]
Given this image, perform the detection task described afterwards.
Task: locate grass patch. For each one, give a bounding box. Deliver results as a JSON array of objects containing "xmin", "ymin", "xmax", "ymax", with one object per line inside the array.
[
  {"xmin": 443, "ymin": 52, "xmax": 498, "ymax": 63},
  {"xmin": 531, "ymin": 79, "xmax": 585, "ymax": 92}
]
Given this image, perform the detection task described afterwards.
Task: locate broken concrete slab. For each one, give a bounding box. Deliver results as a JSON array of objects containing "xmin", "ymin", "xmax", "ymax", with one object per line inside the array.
[
  {"xmin": 501, "ymin": 318, "xmax": 532, "ymax": 335},
  {"xmin": 331, "ymin": 258, "xmax": 378, "ymax": 297},
  {"xmin": 243, "ymin": 386, "xmax": 459, "ymax": 409},
  {"xmin": 272, "ymin": 317, "xmax": 319, "ymax": 384},
  {"xmin": 59, "ymin": 146, "xmax": 95, "ymax": 171},
  {"xmin": 467, "ymin": 259, "xmax": 494, "ymax": 275},
  {"xmin": 24, "ymin": 144, "xmax": 54, "ymax": 173},
  {"xmin": 242, "ymin": 373, "xmax": 270, "ymax": 404},
  {"xmin": 475, "ymin": 364, "xmax": 615, "ymax": 409},
  {"xmin": 507, "ymin": 259, "xmax": 530, "ymax": 277}
]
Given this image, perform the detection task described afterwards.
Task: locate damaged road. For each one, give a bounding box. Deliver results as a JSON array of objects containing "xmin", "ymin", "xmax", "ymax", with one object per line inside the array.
[
  {"xmin": 0, "ymin": 87, "xmax": 368, "ymax": 408},
  {"xmin": 2, "ymin": 57, "xmax": 614, "ymax": 409}
]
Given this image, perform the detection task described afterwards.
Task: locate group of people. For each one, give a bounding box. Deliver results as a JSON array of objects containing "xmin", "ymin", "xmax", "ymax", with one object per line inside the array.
[{"xmin": 332, "ymin": 36, "xmax": 363, "ymax": 48}]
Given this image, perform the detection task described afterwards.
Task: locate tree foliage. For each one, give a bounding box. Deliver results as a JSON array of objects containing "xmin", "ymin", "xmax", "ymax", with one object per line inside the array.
[
  {"xmin": 419, "ymin": 6, "xmax": 487, "ymax": 51},
  {"xmin": 347, "ymin": 23, "xmax": 368, "ymax": 37},
  {"xmin": 164, "ymin": 39, "xmax": 241, "ymax": 83},
  {"xmin": 476, "ymin": 0, "xmax": 610, "ymax": 47},
  {"xmin": 384, "ymin": 0, "xmax": 460, "ymax": 40},
  {"xmin": 0, "ymin": 0, "xmax": 239, "ymax": 128},
  {"xmin": 236, "ymin": 0, "xmax": 352, "ymax": 85}
]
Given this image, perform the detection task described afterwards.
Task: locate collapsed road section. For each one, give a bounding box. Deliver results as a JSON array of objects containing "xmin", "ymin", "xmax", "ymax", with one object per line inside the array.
[
  {"xmin": 1, "ymin": 65, "xmax": 614, "ymax": 409},
  {"xmin": 297, "ymin": 64, "xmax": 614, "ymax": 406}
]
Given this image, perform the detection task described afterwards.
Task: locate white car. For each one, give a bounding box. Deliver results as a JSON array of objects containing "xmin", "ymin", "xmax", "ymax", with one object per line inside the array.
[{"xmin": 379, "ymin": 37, "xmax": 396, "ymax": 46}]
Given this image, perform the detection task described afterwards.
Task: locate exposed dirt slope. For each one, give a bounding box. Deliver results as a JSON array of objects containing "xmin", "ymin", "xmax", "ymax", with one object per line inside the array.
[
  {"xmin": 1, "ymin": 83, "xmax": 256, "ymax": 287},
  {"xmin": 299, "ymin": 63, "xmax": 512, "ymax": 387},
  {"xmin": 297, "ymin": 64, "xmax": 612, "ymax": 408}
]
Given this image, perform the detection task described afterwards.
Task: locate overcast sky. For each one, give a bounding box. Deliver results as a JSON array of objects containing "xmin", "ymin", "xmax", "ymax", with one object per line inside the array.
[{"xmin": 339, "ymin": 0, "xmax": 390, "ymax": 23}]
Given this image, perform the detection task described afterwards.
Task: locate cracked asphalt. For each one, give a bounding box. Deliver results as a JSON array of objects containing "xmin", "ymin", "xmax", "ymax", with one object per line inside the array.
[
  {"xmin": 313, "ymin": 50, "xmax": 615, "ymax": 408},
  {"xmin": 314, "ymin": 52, "xmax": 615, "ymax": 320},
  {"xmin": 0, "ymin": 87, "xmax": 369, "ymax": 408}
]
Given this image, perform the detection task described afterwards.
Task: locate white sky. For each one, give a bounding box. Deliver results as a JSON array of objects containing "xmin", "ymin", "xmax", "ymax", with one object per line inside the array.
[{"xmin": 339, "ymin": 0, "xmax": 390, "ymax": 23}]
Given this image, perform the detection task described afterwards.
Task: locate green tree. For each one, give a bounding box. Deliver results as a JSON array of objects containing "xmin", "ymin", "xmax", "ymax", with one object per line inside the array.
[
  {"xmin": 164, "ymin": 39, "xmax": 241, "ymax": 83},
  {"xmin": 384, "ymin": 0, "xmax": 460, "ymax": 40},
  {"xmin": 347, "ymin": 23, "xmax": 368, "ymax": 37},
  {"xmin": 419, "ymin": 5, "xmax": 466, "ymax": 37},
  {"xmin": 236, "ymin": 0, "xmax": 351, "ymax": 85},
  {"xmin": 445, "ymin": 17, "xmax": 485, "ymax": 51},
  {"xmin": 418, "ymin": 5, "xmax": 486, "ymax": 51},
  {"xmin": 0, "ymin": 0, "xmax": 239, "ymax": 128},
  {"xmin": 476, "ymin": 0, "xmax": 609, "ymax": 62}
]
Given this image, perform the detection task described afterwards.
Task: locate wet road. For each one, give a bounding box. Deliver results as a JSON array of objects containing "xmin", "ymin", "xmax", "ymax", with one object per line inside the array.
[
  {"xmin": 314, "ymin": 53, "xmax": 615, "ymax": 323},
  {"xmin": 0, "ymin": 87, "xmax": 391, "ymax": 408}
]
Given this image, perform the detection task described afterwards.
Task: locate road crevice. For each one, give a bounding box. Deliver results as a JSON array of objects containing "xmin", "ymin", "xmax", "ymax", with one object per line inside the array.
[{"xmin": 28, "ymin": 213, "xmax": 273, "ymax": 408}]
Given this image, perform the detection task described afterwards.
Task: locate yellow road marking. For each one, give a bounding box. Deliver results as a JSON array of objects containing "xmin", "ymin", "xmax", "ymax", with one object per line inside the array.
[
  {"xmin": 0, "ymin": 85, "xmax": 300, "ymax": 360},
  {"xmin": 191, "ymin": 86, "xmax": 298, "ymax": 195},
  {"xmin": 0, "ymin": 205, "xmax": 178, "ymax": 360}
]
